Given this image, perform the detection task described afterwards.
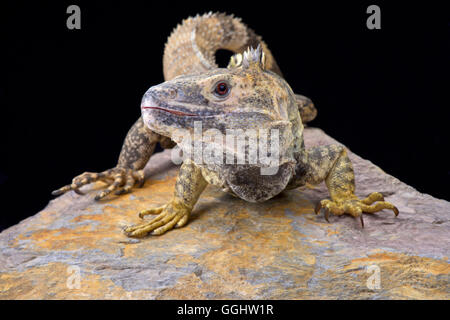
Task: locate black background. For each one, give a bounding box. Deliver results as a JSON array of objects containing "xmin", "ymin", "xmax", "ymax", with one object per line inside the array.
[
  {"xmin": 2, "ymin": 1, "xmax": 449, "ymax": 232},
  {"xmin": 0, "ymin": 300, "xmax": 444, "ymax": 317}
]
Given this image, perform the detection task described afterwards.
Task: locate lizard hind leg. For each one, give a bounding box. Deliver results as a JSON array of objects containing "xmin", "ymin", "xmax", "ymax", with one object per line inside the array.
[{"xmin": 305, "ymin": 145, "xmax": 399, "ymax": 228}]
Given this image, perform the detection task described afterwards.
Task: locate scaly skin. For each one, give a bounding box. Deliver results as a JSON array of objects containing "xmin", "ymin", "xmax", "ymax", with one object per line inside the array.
[
  {"xmin": 124, "ymin": 46, "xmax": 398, "ymax": 237},
  {"xmin": 52, "ymin": 12, "xmax": 316, "ymax": 199}
]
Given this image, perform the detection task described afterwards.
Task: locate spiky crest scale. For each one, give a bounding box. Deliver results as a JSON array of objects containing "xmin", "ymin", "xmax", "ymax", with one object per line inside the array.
[{"xmin": 241, "ymin": 45, "xmax": 266, "ymax": 70}]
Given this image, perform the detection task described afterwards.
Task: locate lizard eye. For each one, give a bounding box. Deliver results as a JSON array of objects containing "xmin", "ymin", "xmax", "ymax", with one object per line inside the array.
[{"xmin": 214, "ymin": 81, "xmax": 230, "ymax": 97}]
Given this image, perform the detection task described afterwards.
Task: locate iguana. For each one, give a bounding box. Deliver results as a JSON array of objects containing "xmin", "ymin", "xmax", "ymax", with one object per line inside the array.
[
  {"xmin": 52, "ymin": 12, "xmax": 315, "ymax": 201},
  {"xmin": 52, "ymin": 13, "xmax": 398, "ymax": 237}
]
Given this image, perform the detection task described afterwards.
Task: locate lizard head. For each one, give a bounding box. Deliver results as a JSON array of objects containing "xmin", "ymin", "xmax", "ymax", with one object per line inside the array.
[
  {"xmin": 141, "ymin": 45, "xmax": 302, "ymax": 169},
  {"xmin": 142, "ymin": 45, "xmax": 300, "ymax": 135}
]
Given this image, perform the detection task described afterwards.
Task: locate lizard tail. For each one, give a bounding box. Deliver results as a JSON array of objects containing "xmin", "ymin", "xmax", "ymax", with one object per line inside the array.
[{"xmin": 163, "ymin": 12, "xmax": 282, "ymax": 81}]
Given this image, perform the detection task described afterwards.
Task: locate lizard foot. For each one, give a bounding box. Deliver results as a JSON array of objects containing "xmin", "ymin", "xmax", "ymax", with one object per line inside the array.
[
  {"xmin": 124, "ymin": 199, "xmax": 190, "ymax": 238},
  {"xmin": 315, "ymin": 192, "xmax": 399, "ymax": 228},
  {"xmin": 52, "ymin": 167, "xmax": 145, "ymax": 200}
]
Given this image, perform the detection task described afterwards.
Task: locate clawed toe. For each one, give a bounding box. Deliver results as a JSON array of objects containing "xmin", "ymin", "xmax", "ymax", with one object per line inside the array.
[
  {"xmin": 73, "ymin": 188, "xmax": 85, "ymax": 195},
  {"xmin": 124, "ymin": 214, "xmax": 183, "ymax": 238},
  {"xmin": 138, "ymin": 206, "xmax": 165, "ymax": 219}
]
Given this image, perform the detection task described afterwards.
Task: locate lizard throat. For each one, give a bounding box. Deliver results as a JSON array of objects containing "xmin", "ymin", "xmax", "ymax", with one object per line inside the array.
[{"xmin": 142, "ymin": 106, "xmax": 197, "ymax": 117}]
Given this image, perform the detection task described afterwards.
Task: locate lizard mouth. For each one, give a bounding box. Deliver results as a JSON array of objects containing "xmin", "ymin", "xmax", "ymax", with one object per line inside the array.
[{"xmin": 141, "ymin": 106, "xmax": 197, "ymax": 117}]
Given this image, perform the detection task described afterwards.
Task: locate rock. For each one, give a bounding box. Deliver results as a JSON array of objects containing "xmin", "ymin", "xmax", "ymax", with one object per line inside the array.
[{"xmin": 0, "ymin": 128, "xmax": 449, "ymax": 299}]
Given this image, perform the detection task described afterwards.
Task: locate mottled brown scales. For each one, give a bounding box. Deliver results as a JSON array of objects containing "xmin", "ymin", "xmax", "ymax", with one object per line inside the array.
[
  {"xmin": 52, "ymin": 13, "xmax": 397, "ymax": 238},
  {"xmin": 117, "ymin": 117, "xmax": 158, "ymax": 170}
]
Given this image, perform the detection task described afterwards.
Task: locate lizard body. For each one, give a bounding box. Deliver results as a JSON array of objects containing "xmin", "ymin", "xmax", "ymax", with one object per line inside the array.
[{"xmin": 52, "ymin": 13, "xmax": 398, "ymax": 237}]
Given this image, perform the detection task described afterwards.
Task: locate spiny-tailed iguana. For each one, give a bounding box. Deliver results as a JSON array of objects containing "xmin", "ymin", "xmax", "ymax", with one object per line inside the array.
[
  {"xmin": 52, "ymin": 13, "xmax": 398, "ymax": 237},
  {"xmin": 53, "ymin": 12, "xmax": 315, "ymax": 201}
]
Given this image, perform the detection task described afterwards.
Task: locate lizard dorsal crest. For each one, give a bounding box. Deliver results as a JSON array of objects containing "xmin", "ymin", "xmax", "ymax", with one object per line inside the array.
[{"xmin": 229, "ymin": 45, "xmax": 266, "ymax": 71}]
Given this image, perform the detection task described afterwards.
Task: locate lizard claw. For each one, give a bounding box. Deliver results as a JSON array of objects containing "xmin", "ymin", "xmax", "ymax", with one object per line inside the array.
[{"xmin": 315, "ymin": 202, "xmax": 322, "ymax": 215}]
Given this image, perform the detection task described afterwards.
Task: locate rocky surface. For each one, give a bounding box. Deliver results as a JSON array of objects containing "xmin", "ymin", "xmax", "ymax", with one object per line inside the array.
[{"xmin": 0, "ymin": 128, "xmax": 449, "ymax": 299}]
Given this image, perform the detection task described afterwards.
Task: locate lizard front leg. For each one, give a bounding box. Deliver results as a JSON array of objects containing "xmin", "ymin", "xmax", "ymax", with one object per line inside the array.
[
  {"xmin": 52, "ymin": 117, "xmax": 174, "ymax": 200},
  {"xmin": 124, "ymin": 159, "xmax": 207, "ymax": 237},
  {"xmin": 294, "ymin": 145, "xmax": 398, "ymax": 227}
]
